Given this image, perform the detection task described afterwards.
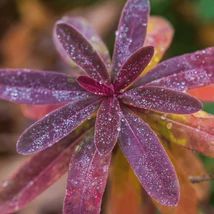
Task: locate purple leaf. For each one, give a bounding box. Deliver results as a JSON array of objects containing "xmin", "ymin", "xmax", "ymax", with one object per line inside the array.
[
  {"xmin": 95, "ymin": 97, "xmax": 121, "ymax": 155},
  {"xmin": 120, "ymin": 86, "xmax": 202, "ymax": 114},
  {"xmin": 17, "ymin": 96, "xmax": 102, "ymax": 155},
  {"xmin": 134, "ymin": 47, "xmax": 214, "ymax": 89},
  {"xmin": 55, "ymin": 17, "xmax": 111, "ymax": 71},
  {"xmin": 119, "ymin": 107, "xmax": 179, "ymax": 206},
  {"xmin": 0, "ymin": 69, "xmax": 89, "ymax": 104},
  {"xmin": 55, "ymin": 23, "xmax": 110, "ymax": 84},
  {"xmin": 113, "ymin": 46, "xmax": 154, "ymax": 92},
  {"xmin": 76, "ymin": 76, "xmax": 114, "ymax": 96},
  {"xmin": 0, "ymin": 122, "xmax": 94, "ymax": 214},
  {"xmin": 64, "ymin": 130, "xmax": 111, "ymax": 214},
  {"xmin": 112, "ymin": 0, "xmax": 150, "ymax": 78}
]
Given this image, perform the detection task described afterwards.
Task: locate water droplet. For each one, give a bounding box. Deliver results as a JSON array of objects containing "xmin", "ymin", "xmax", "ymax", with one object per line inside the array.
[
  {"xmin": 166, "ymin": 123, "xmax": 172, "ymax": 129},
  {"xmin": 2, "ymin": 180, "xmax": 8, "ymax": 187}
]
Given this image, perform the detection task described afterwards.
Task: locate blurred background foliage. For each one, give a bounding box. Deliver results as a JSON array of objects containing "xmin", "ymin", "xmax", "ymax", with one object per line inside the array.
[{"xmin": 0, "ymin": 0, "xmax": 213, "ymax": 213}]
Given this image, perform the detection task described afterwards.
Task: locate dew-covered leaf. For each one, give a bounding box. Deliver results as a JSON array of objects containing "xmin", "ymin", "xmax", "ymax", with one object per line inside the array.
[
  {"xmin": 0, "ymin": 122, "xmax": 94, "ymax": 214},
  {"xmin": 17, "ymin": 96, "xmax": 102, "ymax": 155},
  {"xmin": 54, "ymin": 17, "xmax": 111, "ymax": 71},
  {"xmin": 188, "ymin": 85, "xmax": 214, "ymax": 101},
  {"xmin": 119, "ymin": 107, "xmax": 179, "ymax": 206},
  {"xmin": 136, "ymin": 110, "xmax": 214, "ymax": 157},
  {"xmin": 55, "ymin": 23, "xmax": 110, "ymax": 84},
  {"xmin": 95, "ymin": 97, "xmax": 120, "ymax": 155},
  {"xmin": 0, "ymin": 69, "xmax": 89, "ymax": 104},
  {"xmin": 108, "ymin": 147, "xmax": 151, "ymax": 214},
  {"xmin": 64, "ymin": 129, "xmax": 111, "ymax": 214},
  {"xmin": 153, "ymin": 141, "xmax": 197, "ymax": 214},
  {"xmin": 21, "ymin": 104, "xmax": 63, "ymax": 120},
  {"xmin": 76, "ymin": 76, "xmax": 113, "ymax": 96},
  {"xmin": 120, "ymin": 86, "xmax": 202, "ymax": 114},
  {"xmin": 113, "ymin": 46, "xmax": 154, "ymax": 91},
  {"xmin": 112, "ymin": 0, "xmax": 150, "ymax": 78},
  {"xmin": 134, "ymin": 47, "xmax": 214, "ymax": 88}
]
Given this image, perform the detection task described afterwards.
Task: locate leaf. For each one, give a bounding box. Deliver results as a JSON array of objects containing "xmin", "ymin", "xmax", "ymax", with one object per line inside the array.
[
  {"xmin": 113, "ymin": 46, "xmax": 154, "ymax": 92},
  {"xmin": 63, "ymin": 129, "xmax": 111, "ymax": 214},
  {"xmin": 134, "ymin": 47, "xmax": 214, "ymax": 88},
  {"xmin": 0, "ymin": 121, "xmax": 94, "ymax": 214},
  {"xmin": 119, "ymin": 107, "xmax": 179, "ymax": 206},
  {"xmin": 111, "ymin": 0, "xmax": 150, "ymax": 78},
  {"xmin": 76, "ymin": 76, "xmax": 113, "ymax": 96},
  {"xmin": 21, "ymin": 104, "xmax": 63, "ymax": 120},
  {"xmin": 168, "ymin": 143, "xmax": 210, "ymax": 202},
  {"xmin": 0, "ymin": 69, "xmax": 89, "ymax": 104},
  {"xmin": 55, "ymin": 22, "xmax": 110, "ymax": 84},
  {"xmin": 153, "ymin": 141, "xmax": 198, "ymax": 214},
  {"xmin": 95, "ymin": 97, "xmax": 120, "ymax": 155},
  {"xmin": 120, "ymin": 86, "xmax": 202, "ymax": 114},
  {"xmin": 17, "ymin": 96, "xmax": 102, "ymax": 155},
  {"xmin": 188, "ymin": 85, "xmax": 214, "ymax": 101},
  {"xmin": 136, "ymin": 110, "xmax": 214, "ymax": 157},
  {"xmin": 54, "ymin": 16, "xmax": 111, "ymax": 71},
  {"xmin": 140, "ymin": 16, "xmax": 174, "ymax": 74},
  {"xmin": 108, "ymin": 147, "xmax": 156, "ymax": 214}
]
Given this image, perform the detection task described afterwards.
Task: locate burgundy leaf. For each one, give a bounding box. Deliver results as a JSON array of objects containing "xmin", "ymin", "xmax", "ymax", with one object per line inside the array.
[
  {"xmin": 64, "ymin": 130, "xmax": 111, "ymax": 214},
  {"xmin": 113, "ymin": 46, "xmax": 154, "ymax": 91},
  {"xmin": 55, "ymin": 23, "xmax": 110, "ymax": 84},
  {"xmin": 119, "ymin": 107, "xmax": 180, "ymax": 206},
  {"xmin": 76, "ymin": 76, "xmax": 113, "ymax": 96},
  {"xmin": 95, "ymin": 97, "xmax": 121, "ymax": 155},
  {"xmin": 55, "ymin": 17, "xmax": 111, "ymax": 71},
  {"xmin": 120, "ymin": 86, "xmax": 202, "ymax": 114},
  {"xmin": 112, "ymin": 0, "xmax": 150, "ymax": 78},
  {"xmin": 0, "ymin": 122, "xmax": 94, "ymax": 214},
  {"xmin": 0, "ymin": 69, "xmax": 89, "ymax": 104},
  {"xmin": 134, "ymin": 47, "xmax": 214, "ymax": 88},
  {"xmin": 17, "ymin": 96, "xmax": 102, "ymax": 155}
]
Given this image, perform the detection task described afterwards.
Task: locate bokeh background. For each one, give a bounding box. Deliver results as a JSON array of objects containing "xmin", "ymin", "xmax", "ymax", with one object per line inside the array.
[{"xmin": 0, "ymin": 0, "xmax": 213, "ymax": 213}]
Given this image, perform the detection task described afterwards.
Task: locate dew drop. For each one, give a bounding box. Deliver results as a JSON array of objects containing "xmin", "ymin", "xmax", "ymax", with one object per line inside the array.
[
  {"xmin": 2, "ymin": 180, "xmax": 8, "ymax": 187},
  {"xmin": 166, "ymin": 123, "xmax": 172, "ymax": 129}
]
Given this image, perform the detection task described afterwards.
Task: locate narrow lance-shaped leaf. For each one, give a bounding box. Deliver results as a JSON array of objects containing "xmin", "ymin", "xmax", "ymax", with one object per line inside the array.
[
  {"xmin": 95, "ymin": 97, "xmax": 120, "ymax": 155},
  {"xmin": 0, "ymin": 121, "xmax": 95, "ymax": 214},
  {"xmin": 0, "ymin": 69, "xmax": 89, "ymax": 104},
  {"xmin": 76, "ymin": 76, "xmax": 113, "ymax": 96},
  {"xmin": 64, "ymin": 129, "xmax": 111, "ymax": 214},
  {"xmin": 119, "ymin": 107, "xmax": 179, "ymax": 206},
  {"xmin": 54, "ymin": 17, "xmax": 111, "ymax": 71},
  {"xmin": 17, "ymin": 96, "xmax": 102, "ymax": 155},
  {"xmin": 112, "ymin": 0, "xmax": 150, "ymax": 78},
  {"xmin": 55, "ymin": 23, "xmax": 110, "ymax": 84},
  {"xmin": 113, "ymin": 46, "xmax": 154, "ymax": 92},
  {"xmin": 134, "ymin": 47, "xmax": 214, "ymax": 88},
  {"xmin": 136, "ymin": 110, "xmax": 214, "ymax": 157},
  {"xmin": 120, "ymin": 86, "xmax": 202, "ymax": 114}
]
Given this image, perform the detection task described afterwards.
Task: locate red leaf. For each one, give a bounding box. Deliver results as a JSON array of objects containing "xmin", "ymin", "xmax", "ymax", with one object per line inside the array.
[
  {"xmin": 76, "ymin": 76, "xmax": 113, "ymax": 96},
  {"xmin": 0, "ymin": 69, "xmax": 88, "ymax": 104},
  {"xmin": 95, "ymin": 97, "xmax": 120, "ymax": 155},
  {"xmin": 63, "ymin": 129, "xmax": 111, "ymax": 214},
  {"xmin": 119, "ymin": 107, "xmax": 179, "ymax": 206},
  {"xmin": 120, "ymin": 86, "xmax": 202, "ymax": 114},
  {"xmin": 112, "ymin": 0, "xmax": 150, "ymax": 78},
  {"xmin": 55, "ymin": 23, "xmax": 110, "ymax": 84},
  {"xmin": 17, "ymin": 96, "xmax": 102, "ymax": 155},
  {"xmin": 0, "ymin": 121, "xmax": 94, "ymax": 213},
  {"xmin": 113, "ymin": 46, "xmax": 154, "ymax": 91}
]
